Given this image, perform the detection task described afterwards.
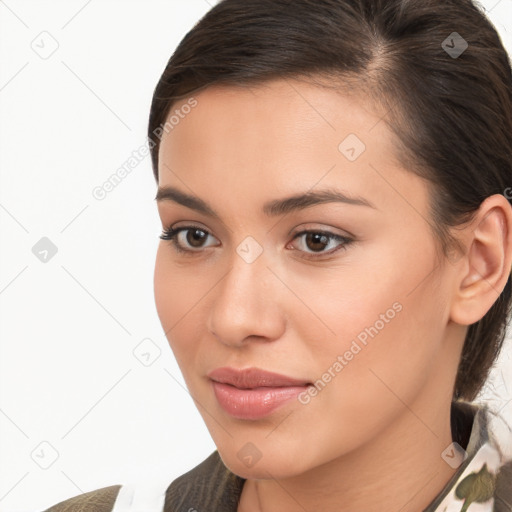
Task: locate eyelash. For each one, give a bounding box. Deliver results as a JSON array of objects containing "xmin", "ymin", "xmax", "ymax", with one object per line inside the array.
[{"xmin": 159, "ymin": 224, "xmax": 354, "ymax": 259}]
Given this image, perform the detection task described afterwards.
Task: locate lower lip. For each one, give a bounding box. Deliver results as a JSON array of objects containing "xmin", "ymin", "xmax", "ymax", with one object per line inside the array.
[{"xmin": 211, "ymin": 380, "xmax": 310, "ymax": 420}]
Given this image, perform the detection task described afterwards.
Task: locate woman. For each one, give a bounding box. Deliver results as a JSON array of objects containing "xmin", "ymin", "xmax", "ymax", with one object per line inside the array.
[{"xmin": 43, "ymin": 0, "xmax": 512, "ymax": 510}]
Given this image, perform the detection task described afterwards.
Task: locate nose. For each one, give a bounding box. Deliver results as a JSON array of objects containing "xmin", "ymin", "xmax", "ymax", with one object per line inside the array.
[{"xmin": 207, "ymin": 246, "xmax": 286, "ymax": 348}]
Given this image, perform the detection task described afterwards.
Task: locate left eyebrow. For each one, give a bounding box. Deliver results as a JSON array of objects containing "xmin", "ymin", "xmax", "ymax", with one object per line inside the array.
[{"xmin": 155, "ymin": 185, "xmax": 377, "ymax": 219}]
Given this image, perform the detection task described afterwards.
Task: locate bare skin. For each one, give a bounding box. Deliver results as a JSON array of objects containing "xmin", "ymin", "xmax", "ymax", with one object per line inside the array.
[{"xmin": 153, "ymin": 77, "xmax": 512, "ymax": 512}]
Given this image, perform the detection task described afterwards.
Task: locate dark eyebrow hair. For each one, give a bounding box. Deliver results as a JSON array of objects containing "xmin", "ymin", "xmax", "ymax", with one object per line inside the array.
[{"xmin": 155, "ymin": 185, "xmax": 377, "ymax": 219}]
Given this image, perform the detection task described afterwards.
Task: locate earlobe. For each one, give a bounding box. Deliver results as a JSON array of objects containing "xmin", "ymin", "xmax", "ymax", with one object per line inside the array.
[{"xmin": 449, "ymin": 194, "xmax": 512, "ymax": 326}]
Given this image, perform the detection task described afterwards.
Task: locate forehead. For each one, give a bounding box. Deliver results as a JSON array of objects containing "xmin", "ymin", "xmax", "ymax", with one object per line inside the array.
[
  {"xmin": 164, "ymin": 78, "xmax": 381, "ymax": 146},
  {"xmin": 159, "ymin": 77, "xmax": 391, "ymax": 169},
  {"xmin": 157, "ymin": 77, "xmax": 428, "ymax": 220}
]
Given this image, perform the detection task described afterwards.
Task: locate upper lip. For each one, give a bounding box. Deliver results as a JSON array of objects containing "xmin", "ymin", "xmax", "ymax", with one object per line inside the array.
[{"xmin": 207, "ymin": 366, "xmax": 311, "ymax": 389}]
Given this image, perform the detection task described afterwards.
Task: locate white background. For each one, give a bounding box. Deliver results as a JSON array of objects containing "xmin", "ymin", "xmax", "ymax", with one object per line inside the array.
[{"xmin": 0, "ymin": 1, "xmax": 511, "ymax": 511}]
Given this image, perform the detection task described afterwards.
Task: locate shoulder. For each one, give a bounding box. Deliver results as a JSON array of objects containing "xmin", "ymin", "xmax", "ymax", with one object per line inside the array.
[
  {"xmin": 41, "ymin": 451, "xmax": 243, "ymax": 512},
  {"xmin": 42, "ymin": 484, "xmax": 122, "ymax": 512},
  {"xmin": 165, "ymin": 450, "xmax": 245, "ymax": 510}
]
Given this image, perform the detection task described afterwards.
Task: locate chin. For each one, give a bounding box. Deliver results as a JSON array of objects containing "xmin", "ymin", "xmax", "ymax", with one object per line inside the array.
[{"xmin": 218, "ymin": 447, "xmax": 309, "ymax": 481}]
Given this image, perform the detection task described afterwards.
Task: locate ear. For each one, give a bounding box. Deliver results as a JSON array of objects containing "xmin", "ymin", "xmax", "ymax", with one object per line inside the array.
[{"xmin": 450, "ymin": 193, "xmax": 512, "ymax": 326}]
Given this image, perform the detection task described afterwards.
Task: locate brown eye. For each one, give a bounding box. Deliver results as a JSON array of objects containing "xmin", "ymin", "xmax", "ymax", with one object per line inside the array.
[
  {"xmin": 290, "ymin": 230, "xmax": 353, "ymax": 258},
  {"xmin": 304, "ymin": 232, "xmax": 330, "ymax": 252},
  {"xmin": 160, "ymin": 225, "xmax": 219, "ymax": 254},
  {"xmin": 184, "ymin": 228, "xmax": 208, "ymax": 248}
]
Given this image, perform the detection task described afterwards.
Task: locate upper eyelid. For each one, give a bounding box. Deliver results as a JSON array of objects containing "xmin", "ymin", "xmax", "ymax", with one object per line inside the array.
[
  {"xmin": 157, "ymin": 208, "xmax": 234, "ymax": 236},
  {"xmin": 166, "ymin": 224, "xmax": 347, "ymax": 238},
  {"xmin": 166, "ymin": 225, "xmax": 350, "ymax": 248},
  {"xmin": 166, "ymin": 219, "xmax": 352, "ymax": 236}
]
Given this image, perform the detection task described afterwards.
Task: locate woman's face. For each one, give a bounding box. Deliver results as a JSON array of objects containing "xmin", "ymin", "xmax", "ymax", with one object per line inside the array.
[{"xmin": 154, "ymin": 78, "xmax": 463, "ymax": 479}]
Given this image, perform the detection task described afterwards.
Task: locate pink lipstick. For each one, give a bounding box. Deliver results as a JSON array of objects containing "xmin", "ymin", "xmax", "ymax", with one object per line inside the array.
[{"xmin": 208, "ymin": 366, "xmax": 312, "ymax": 420}]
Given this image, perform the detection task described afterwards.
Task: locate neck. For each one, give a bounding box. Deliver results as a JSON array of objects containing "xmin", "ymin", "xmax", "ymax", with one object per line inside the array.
[{"xmin": 238, "ymin": 393, "xmax": 460, "ymax": 512}]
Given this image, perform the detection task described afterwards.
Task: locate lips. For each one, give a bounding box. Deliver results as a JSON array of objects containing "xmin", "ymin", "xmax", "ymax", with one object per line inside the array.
[
  {"xmin": 207, "ymin": 366, "xmax": 311, "ymax": 389},
  {"xmin": 207, "ymin": 367, "xmax": 313, "ymax": 420}
]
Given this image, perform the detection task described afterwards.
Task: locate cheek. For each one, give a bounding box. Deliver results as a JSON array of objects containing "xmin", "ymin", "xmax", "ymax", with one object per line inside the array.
[
  {"xmin": 153, "ymin": 245, "xmax": 175, "ymax": 330},
  {"xmin": 289, "ymin": 285, "xmax": 444, "ymax": 463},
  {"xmin": 153, "ymin": 246, "xmax": 212, "ymax": 377},
  {"xmin": 153, "ymin": 246, "xmax": 193, "ymax": 355},
  {"xmin": 299, "ymin": 246, "xmax": 446, "ymax": 409},
  {"xmin": 153, "ymin": 246, "xmax": 200, "ymax": 324}
]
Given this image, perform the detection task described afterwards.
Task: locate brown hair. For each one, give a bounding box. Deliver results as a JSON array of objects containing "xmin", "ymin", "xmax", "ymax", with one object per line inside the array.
[{"xmin": 147, "ymin": 0, "xmax": 512, "ymax": 402}]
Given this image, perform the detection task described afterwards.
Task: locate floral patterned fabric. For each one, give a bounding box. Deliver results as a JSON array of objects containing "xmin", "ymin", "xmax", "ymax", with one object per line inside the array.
[{"xmin": 423, "ymin": 401, "xmax": 512, "ymax": 512}]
